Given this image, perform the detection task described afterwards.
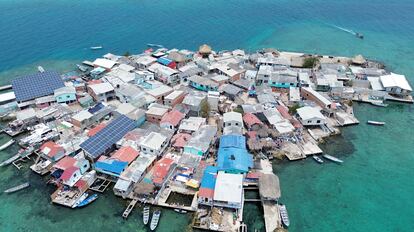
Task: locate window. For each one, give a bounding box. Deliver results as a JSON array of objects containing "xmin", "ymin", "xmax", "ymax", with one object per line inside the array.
[
  {"xmin": 317, "ymin": 120, "xmax": 321, "ymax": 123},
  {"xmin": 150, "ymin": 150, "xmax": 154, "ymax": 153},
  {"xmin": 235, "ymin": 123, "xmax": 239, "ymax": 126},
  {"xmin": 67, "ymin": 95, "xmax": 70, "ymax": 98},
  {"xmin": 307, "ymin": 120, "xmax": 311, "ymax": 123},
  {"xmin": 143, "ymin": 148, "xmax": 146, "ymax": 151}
]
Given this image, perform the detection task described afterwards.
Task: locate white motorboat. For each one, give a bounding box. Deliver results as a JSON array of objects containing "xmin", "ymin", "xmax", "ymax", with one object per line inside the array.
[
  {"xmin": 323, "ymin": 154, "xmax": 343, "ymax": 163},
  {"xmin": 367, "ymin": 120, "xmax": 385, "ymax": 126},
  {"xmin": 279, "ymin": 204, "xmax": 290, "ymax": 227},
  {"xmin": 90, "ymin": 46, "xmax": 103, "ymax": 50},
  {"xmin": 0, "ymin": 139, "xmax": 15, "ymax": 151},
  {"xmin": 38, "ymin": 66, "xmax": 45, "ymax": 73},
  {"xmin": 150, "ymin": 210, "xmax": 161, "ymax": 231},
  {"xmin": 4, "ymin": 182, "xmax": 30, "ymax": 193},
  {"xmin": 143, "ymin": 206, "xmax": 150, "ymax": 225},
  {"xmin": 312, "ymin": 155, "xmax": 324, "ymax": 164}
]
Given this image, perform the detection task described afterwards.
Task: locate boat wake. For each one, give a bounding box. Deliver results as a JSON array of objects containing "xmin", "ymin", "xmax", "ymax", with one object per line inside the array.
[{"xmin": 329, "ymin": 24, "xmax": 364, "ymax": 39}]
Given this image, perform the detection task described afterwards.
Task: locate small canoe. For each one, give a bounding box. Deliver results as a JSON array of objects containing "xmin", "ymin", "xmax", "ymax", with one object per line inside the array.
[
  {"xmin": 367, "ymin": 120, "xmax": 385, "ymax": 126},
  {"xmin": 150, "ymin": 210, "xmax": 161, "ymax": 231},
  {"xmin": 90, "ymin": 46, "xmax": 103, "ymax": 50},
  {"xmin": 279, "ymin": 205, "xmax": 290, "ymax": 227},
  {"xmin": 38, "ymin": 66, "xmax": 45, "ymax": 73},
  {"xmin": 0, "ymin": 139, "xmax": 15, "ymax": 151},
  {"xmin": 77, "ymin": 193, "xmax": 98, "ymax": 207},
  {"xmin": 323, "ymin": 154, "xmax": 343, "ymax": 163},
  {"xmin": 174, "ymin": 209, "xmax": 187, "ymax": 214},
  {"xmin": 4, "ymin": 182, "xmax": 30, "ymax": 193},
  {"xmin": 312, "ymin": 155, "xmax": 324, "ymax": 164},
  {"xmin": 143, "ymin": 206, "xmax": 150, "ymax": 225}
]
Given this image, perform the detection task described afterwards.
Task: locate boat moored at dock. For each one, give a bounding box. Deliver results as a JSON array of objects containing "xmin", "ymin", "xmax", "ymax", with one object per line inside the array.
[
  {"xmin": 143, "ymin": 206, "xmax": 150, "ymax": 225},
  {"xmin": 312, "ymin": 155, "xmax": 324, "ymax": 164},
  {"xmin": 279, "ymin": 204, "xmax": 290, "ymax": 227},
  {"xmin": 150, "ymin": 210, "xmax": 161, "ymax": 231},
  {"xmin": 323, "ymin": 154, "xmax": 343, "ymax": 163},
  {"xmin": 77, "ymin": 193, "xmax": 98, "ymax": 208}
]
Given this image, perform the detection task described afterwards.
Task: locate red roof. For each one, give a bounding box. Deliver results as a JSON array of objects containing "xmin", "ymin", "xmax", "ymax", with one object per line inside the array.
[
  {"xmin": 276, "ymin": 105, "xmax": 292, "ymax": 120},
  {"xmin": 160, "ymin": 110, "xmax": 185, "ymax": 127},
  {"xmin": 171, "ymin": 133, "xmax": 191, "ymax": 148},
  {"xmin": 246, "ymin": 131, "xmax": 257, "ymax": 139},
  {"xmin": 74, "ymin": 179, "xmax": 87, "ymax": 189},
  {"xmin": 40, "ymin": 141, "xmax": 64, "ymax": 159},
  {"xmin": 111, "ymin": 146, "xmax": 139, "ymax": 164},
  {"xmin": 246, "ymin": 172, "xmax": 261, "ymax": 179},
  {"xmin": 243, "ymin": 113, "xmax": 263, "ymax": 128},
  {"xmin": 60, "ymin": 166, "xmax": 79, "ymax": 181},
  {"xmin": 152, "ymin": 158, "xmax": 174, "ymax": 185},
  {"xmin": 53, "ymin": 156, "xmax": 76, "ymax": 170},
  {"xmin": 87, "ymin": 123, "xmax": 106, "ymax": 137},
  {"xmin": 88, "ymin": 79, "xmax": 102, "ymax": 85},
  {"xmin": 199, "ymin": 188, "xmax": 214, "ymax": 199}
]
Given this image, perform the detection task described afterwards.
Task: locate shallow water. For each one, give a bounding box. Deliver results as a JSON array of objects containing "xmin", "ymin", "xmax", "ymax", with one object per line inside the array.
[{"xmin": 1, "ymin": 0, "xmax": 414, "ymax": 231}]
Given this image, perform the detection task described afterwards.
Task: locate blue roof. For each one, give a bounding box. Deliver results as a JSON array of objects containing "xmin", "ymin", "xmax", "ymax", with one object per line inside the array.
[
  {"xmin": 157, "ymin": 57, "xmax": 173, "ymax": 66},
  {"xmin": 219, "ymin": 135, "xmax": 246, "ymax": 150},
  {"xmin": 12, "ymin": 71, "xmax": 64, "ymax": 102},
  {"xmin": 80, "ymin": 115, "xmax": 137, "ymax": 159},
  {"xmin": 200, "ymin": 166, "xmax": 218, "ymax": 190},
  {"xmin": 95, "ymin": 159, "xmax": 128, "ymax": 176},
  {"xmin": 217, "ymin": 147, "xmax": 253, "ymax": 173},
  {"xmin": 88, "ymin": 102, "xmax": 105, "ymax": 114}
]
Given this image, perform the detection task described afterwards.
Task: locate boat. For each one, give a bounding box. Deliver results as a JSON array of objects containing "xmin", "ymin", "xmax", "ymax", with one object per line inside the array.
[
  {"xmin": 279, "ymin": 204, "xmax": 290, "ymax": 227},
  {"xmin": 0, "ymin": 139, "xmax": 15, "ymax": 151},
  {"xmin": 90, "ymin": 46, "xmax": 103, "ymax": 50},
  {"xmin": 143, "ymin": 206, "xmax": 150, "ymax": 225},
  {"xmin": 174, "ymin": 209, "xmax": 187, "ymax": 214},
  {"xmin": 38, "ymin": 66, "xmax": 45, "ymax": 73},
  {"xmin": 323, "ymin": 154, "xmax": 343, "ymax": 163},
  {"xmin": 312, "ymin": 155, "xmax": 324, "ymax": 164},
  {"xmin": 72, "ymin": 193, "xmax": 89, "ymax": 208},
  {"xmin": 76, "ymin": 193, "xmax": 98, "ymax": 207},
  {"xmin": 147, "ymin": 43, "xmax": 164, "ymax": 48},
  {"xmin": 367, "ymin": 120, "xmax": 385, "ymax": 126},
  {"xmin": 371, "ymin": 102, "xmax": 388, "ymax": 107},
  {"xmin": 150, "ymin": 210, "xmax": 161, "ymax": 231},
  {"xmin": 0, "ymin": 147, "xmax": 34, "ymax": 167},
  {"xmin": 4, "ymin": 182, "xmax": 30, "ymax": 193},
  {"xmin": 355, "ymin": 32, "xmax": 364, "ymax": 39}
]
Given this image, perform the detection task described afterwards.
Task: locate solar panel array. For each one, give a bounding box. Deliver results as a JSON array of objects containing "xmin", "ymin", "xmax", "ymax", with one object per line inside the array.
[
  {"xmin": 80, "ymin": 115, "xmax": 137, "ymax": 159},
  {"xmin": 12, "ymin": 71, "xmax": 65, "ymax": 102}
]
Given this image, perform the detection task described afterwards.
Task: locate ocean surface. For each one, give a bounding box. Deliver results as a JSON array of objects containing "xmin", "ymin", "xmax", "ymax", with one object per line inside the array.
[{"xmin": 0, "ymin": 0, "xmax": 414, "ymax": 231}]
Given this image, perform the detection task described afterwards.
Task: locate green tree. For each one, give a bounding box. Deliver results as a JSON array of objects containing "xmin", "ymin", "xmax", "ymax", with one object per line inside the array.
[
  {"xmin": 123, "ymin": 51, "xmax": 131, "ymax": 57},
  {"xmin": 233, "ymin": 105, "xmax": 244, "ymax": 114},
  {"xmin": 288, "ymin": 103, "xmax": 300, "ymax": 115},
  {"xmin": 200, "ymin": 100, "xmax": 210, "ymax": 118},
  {"xmin": 302, "ymin": 57, "xmax": 319, "ymax": 68}
]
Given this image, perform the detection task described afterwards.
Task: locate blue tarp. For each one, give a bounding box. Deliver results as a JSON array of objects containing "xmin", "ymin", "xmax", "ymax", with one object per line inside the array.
[
  {"xmin": 95, "ymin": 159, "xmax": 128, "ymax": 176},
  {"xmin": 200, "ymin": 166, "xmax": 218, "ymax": 190},
  {"xmin": 157, "ymin": 57, "xmax": 173, "ymax": 66},
  {"xmin": 88, "ymin": 102, "xmax": 104, "ymax": 114},
  {"xmin": 219, "ymin": 135, "xmax": 246, "ymax": 150},
  {"xmin": 217, "ymin": 147, "xmax": 253, "ymax": 173}
]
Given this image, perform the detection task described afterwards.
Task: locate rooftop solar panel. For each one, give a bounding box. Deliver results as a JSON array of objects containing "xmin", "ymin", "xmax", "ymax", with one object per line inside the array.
[
  {"xmin": 80, "ymin": 115, "xmax": 137, "ymax": 159},
  {"xmin": 12, "ymin": 71, "xmax": 65, "ymax": 102}
]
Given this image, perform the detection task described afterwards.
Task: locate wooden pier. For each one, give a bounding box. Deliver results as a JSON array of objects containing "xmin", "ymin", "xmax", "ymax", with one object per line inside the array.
[{"xmin": 122, "ymin": 198, "xmax": 139, "ymax": 219}]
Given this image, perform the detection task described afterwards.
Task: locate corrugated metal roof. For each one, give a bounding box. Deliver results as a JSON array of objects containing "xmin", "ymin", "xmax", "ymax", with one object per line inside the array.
[{"xmin": 200, "ymin": 166, "xmax": 218, "ymax": 190}]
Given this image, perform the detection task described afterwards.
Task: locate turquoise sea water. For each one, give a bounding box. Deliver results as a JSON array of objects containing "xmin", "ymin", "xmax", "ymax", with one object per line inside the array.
[{"xmin": 1, "ymin": 0, "xmax": 414, "ymax": 231}]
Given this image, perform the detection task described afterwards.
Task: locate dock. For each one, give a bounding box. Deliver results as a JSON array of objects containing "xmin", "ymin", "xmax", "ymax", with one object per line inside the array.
[
  {"xmin": 122, "ymin": 198, "xmax": 139, "ymax": 219},
  {"xmin": 89, "ymin": 176, "xmax": 113, "ymax": 192},
  {"xmin": 263, "ymin": 202, "xmax": 282, "ymax": 232}
]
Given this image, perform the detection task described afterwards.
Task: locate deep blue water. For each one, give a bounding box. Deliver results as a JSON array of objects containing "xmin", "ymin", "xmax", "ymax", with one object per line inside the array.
[{"xmin": 1, "ymin": 0, "xmax": 414, "ymax": 231}]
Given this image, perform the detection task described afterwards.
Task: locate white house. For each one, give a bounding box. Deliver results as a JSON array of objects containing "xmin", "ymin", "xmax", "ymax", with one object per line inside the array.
[
  {"xmin": 296, "ymin": 106, "xmax": 326, "ymax": 126},
  {"xmin": 213, "ymin": 172, "xmax": 243, "ymax": 209},
  {"xmin": 88, "ymin": 82, "xmax": 115, "ymax": 102},
  {"xmin": 223, "ymin": 111, "xmax": 243, "ymax": 129},
  {"xmin": 60, "ymin": 166, "xmax": 82, "ymax": 187},
  {"xmin": 140, "ymin": 132, "xmax": 168, "ymax": 157},
  {"xmin": 380, "ymin": 73, "xmax": 412, "ymax": 97}
]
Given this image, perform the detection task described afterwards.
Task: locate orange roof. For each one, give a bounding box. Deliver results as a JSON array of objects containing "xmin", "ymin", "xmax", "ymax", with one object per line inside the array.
[
  {"xmin": 88, "ymin": 79, "xmax": 103, "ymax": 85},
  {"xmin": 61, "ymin": 166, "xmax": 79, "ymax": 181},
  {"xmin": 160, "ymin": 110, "xmax": 185, "ymax": 126},
  {"xmin": 152, "ymin": 158, "xmax": 174, "ymax": 185},
  {"xmin": 199, "ymin": 188, "xmax": 214, "ymax": 199},
  {"xmin": 53, "ymin": 156, "xmax": 76, "ymax": 170},
  {"xmin": 243, "ymin": 113, "xmax": 263, "ymax": 128},
  {"xmin": 40, "ymin": 141, "xmax": 64, "ymax": 158},
  {"xmin": 87, "ymin": 123, "xmax": 106, "ymax": 137},
  {"xmin": 171, "ymin": 133, "xmax": 191, "ymax": 148},
  {"xmin": 111, "ymin": 146, "xmax": 139, "ymax": 164}
]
